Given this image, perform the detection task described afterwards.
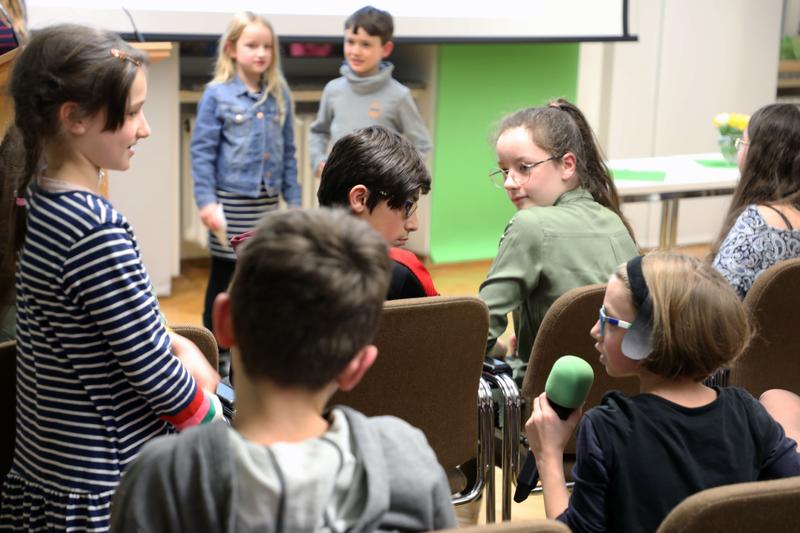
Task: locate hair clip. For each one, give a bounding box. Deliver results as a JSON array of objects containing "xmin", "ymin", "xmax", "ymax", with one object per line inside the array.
[
  {"xmin": 548, "ymin": 102, "xmax": 564, "ymax": 110},
  {"xmin": 15, "ymin": 197, "xmax": 26, "ymax": 207},
  {"xmin": 110, "ymin": 48, "xmax": 142, "ymax": 67}
]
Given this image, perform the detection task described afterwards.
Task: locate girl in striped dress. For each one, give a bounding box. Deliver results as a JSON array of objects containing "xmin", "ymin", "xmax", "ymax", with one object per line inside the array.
[
  {"xmin": 0, "ymin": 25, "xmax": 224, "ymax": 531},
  {"xmin": 191, "ymin": 12, "xmax": 300, "ymax": 336}
]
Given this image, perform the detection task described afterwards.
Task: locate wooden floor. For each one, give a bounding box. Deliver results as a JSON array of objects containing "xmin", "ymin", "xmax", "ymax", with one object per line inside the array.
[{"xmin": 158, "ymin": 244, "xmax": 710, "ymax": 524}]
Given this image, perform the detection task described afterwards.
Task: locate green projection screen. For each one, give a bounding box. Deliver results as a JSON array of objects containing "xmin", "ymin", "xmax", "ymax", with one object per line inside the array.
[{"xmin": 430, "ymin": 43, "xmax": 579, "ymax": 264}]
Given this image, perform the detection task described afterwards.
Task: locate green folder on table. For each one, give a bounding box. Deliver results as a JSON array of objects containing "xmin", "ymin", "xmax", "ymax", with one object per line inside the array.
[
  {"xmin": 610, "ymin": 169, "xmax": 667, "ymax": 182},
  {"xmin": 694, "ymin": 159, "xmax": 738, "ymax": 169}
]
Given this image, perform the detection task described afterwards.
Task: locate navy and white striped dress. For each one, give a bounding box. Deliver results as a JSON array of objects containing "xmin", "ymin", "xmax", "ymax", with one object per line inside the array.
[
  {"xmin": 210, "ymin": 185, "xmax": 279, "ymax": 260},
  {"xmin": 0, "ymin": 190, "xmax": 204, "ymax": 531}
]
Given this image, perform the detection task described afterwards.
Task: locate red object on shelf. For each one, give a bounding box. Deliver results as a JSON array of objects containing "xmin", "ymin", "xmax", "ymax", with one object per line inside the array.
[{"xmin": 288, "ymin": 43, "xmax": 334, "ymax": 58}]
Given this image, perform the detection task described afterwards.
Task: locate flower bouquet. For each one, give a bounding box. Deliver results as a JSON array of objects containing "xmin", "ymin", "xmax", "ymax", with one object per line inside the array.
[{"xmin": 712, "ymin": 112, "xmax": 749, "ymax": 164}]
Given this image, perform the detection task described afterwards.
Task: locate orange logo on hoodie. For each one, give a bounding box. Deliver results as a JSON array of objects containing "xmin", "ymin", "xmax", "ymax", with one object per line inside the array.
[{"xmin": 368, "ymin": 101, "xmax": 381, "ymax": 119}]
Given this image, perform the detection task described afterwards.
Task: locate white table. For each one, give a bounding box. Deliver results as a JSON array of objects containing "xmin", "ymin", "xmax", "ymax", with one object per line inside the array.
[{"xmin": 608, "ymin": 152, "xmax": 740, "ymax": 249}]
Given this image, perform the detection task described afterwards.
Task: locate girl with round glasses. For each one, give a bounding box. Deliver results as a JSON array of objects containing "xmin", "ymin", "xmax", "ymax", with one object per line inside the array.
[{"xmin": 479, "ymin": 99, "xmax": 638, "ymax": 378}]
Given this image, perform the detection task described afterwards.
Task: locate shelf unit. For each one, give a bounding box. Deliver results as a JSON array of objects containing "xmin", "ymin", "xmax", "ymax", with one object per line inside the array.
[{"xmin": 778, "ymin": 59, "xmax": 800, "ymax": 89}]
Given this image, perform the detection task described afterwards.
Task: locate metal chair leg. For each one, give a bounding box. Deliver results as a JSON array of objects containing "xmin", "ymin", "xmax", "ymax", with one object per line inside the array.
[{"xmin": 482, "ymin": 371, "xmax": 521, "ymax": 521}]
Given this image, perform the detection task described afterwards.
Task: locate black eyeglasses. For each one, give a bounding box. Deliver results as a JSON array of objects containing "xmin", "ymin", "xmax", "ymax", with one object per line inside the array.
[
  {"xmin": 376, "ymin": 190, "xmax": 418, "ymax": 219},
  {"xmin": 488, "ymin": 155, "xmax": 561, "ymax": 189}
]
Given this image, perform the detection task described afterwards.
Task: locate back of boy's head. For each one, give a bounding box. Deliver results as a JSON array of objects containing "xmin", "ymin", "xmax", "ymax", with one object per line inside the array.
[
  {"xmin": 2, "ymin": 24, "xmax": 146, "ymax": 273},
  {"xmin": 615, "ymin": 252, "xmax": 751, "ymax": 381},
  {"xmin": 345, "ymin": 5, "xmax": 394, "ymax": 43},
  {"xmin": 229, "ymin": 208, "xmax": 391, "ymax": 389},
  {"xmin": 317, "ymin": 126, "xmax": 431, "ymax": 213}
]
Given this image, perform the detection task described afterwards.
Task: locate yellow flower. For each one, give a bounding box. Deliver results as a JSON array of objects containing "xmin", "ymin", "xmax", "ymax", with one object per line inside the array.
[
  {"xmin": 729, "ymin": 113, "xmax": 750, "ymax": 131},
  {"xmin": 713, "ymin": 112, "xmax": 750, "ymax": 135},
  {"xmin": 712, "ymin": 112, "xmax": 730, "ymax": 128}
]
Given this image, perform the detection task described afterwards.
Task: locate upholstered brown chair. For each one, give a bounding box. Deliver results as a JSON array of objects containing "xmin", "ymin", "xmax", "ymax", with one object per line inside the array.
[
  {"xmin": 437, "ymin": 519, "xmax": 570, "ymax": 533},
  {"xmin": 657, "ymin": 476, "xmax": 800, "ymax": 533},
  {"xmin": 521, "ymin": 283, "xmax": 640, "ymax": 450},
  {"xmin": 495, "ymin": 284, "xmax": 639, "ymax": 513},
  {"xmin": 330, "ymin": 296, "xmax": 495, "ymax": 519},
  {"xmin": 730, "ymin": 257, "xmax": 800, "ymax": 397},
  {"xmin": 0, "ymin": 339, "xmax": 15, "ymax": 477},
  {"xmin": 172, "ymin": 324, "xmax": 219, "ymax": 372}
]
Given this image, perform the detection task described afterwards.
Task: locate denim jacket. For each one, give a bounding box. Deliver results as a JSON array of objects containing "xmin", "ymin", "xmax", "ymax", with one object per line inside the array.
[{"xmin": 191, "ymin": 76, "xmax": 301, "ymax": 208}]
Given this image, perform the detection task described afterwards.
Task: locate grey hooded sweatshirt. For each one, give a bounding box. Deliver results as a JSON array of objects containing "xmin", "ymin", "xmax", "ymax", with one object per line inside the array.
[
  {"xmin": 309, "ymin": 62, "xmax": 433, "ymax": 170},
  {"xmin": 110, "ymin": 406, "xmax": 456, "ymax": 532}
]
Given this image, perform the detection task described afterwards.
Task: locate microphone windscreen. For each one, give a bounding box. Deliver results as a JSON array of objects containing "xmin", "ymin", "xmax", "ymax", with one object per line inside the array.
[{"xmin": 544, "ymin": 355, "xmax": 594, "ymax": 409}]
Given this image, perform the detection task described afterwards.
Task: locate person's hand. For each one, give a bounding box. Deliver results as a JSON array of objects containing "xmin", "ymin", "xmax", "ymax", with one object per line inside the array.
[
  {"xmin": 525, "ymin": 392, "xmax": 582, "ymax": 463},
  {"xmin": 508, "ymin": 334, "xmax": 518, "ymax": 357},
  {"xmin": 199, "ymin": 203, "xmax": 221, "ymax": 231},
  {"xmin": 170, "ymin": 332, "xmax": 220, "ymax": 392},
  {"xmin": 315, "ymin": 161, "xmax": 325, "ymax": 178}
]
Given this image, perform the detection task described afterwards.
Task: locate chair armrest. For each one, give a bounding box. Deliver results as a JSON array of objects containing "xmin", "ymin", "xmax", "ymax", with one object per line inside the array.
[{"xmin": 483, "ymin": 356, "xmax": 512, "ymax": 376}]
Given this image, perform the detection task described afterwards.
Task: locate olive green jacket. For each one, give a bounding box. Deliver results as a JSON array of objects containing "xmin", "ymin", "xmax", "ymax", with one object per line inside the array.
[{"xmin": 479, "ymin": 188, "xmax": 638, "ymax": 367}]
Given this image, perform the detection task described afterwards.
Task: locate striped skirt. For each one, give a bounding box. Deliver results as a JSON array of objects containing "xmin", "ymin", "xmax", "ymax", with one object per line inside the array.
[{"xmin": 210, "ymin": 185, "xmax": 279, "ymax": 260}]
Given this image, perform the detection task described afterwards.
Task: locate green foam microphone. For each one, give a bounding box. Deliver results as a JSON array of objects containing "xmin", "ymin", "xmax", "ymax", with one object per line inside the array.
[
  {"xmin": 544, "ymin": 355, "xmax": 595, "ymax": 420},
  {"xmin": 514, "ymin": 355, "xmax": 594, "ymax": 503}
]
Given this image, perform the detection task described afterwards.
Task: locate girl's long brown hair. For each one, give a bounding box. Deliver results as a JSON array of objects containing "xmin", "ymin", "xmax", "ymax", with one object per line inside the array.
[{"xmin": 711, "ymin": 103, "xmax": 800, "ymax": 257}]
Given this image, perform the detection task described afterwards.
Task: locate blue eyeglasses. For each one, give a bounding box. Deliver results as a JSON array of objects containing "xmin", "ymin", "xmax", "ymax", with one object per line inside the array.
[{"xmin": 599, "ymin": 305, "xmax": 633, "ymax": 337}]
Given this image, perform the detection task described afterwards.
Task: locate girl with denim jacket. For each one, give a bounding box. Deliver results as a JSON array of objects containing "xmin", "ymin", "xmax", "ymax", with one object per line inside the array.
[{"xmin": 191, "ymin": 12, "xmax": 300, "ymax": 338}]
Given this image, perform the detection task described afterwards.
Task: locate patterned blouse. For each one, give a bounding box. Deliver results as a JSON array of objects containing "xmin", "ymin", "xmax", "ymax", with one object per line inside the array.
[{"xmin": 713, "ymin": 204, "xmax": 800, "ymax": 298}]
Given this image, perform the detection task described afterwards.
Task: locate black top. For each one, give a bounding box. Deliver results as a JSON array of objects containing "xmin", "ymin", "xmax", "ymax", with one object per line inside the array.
[
  {"xmin": 558, "ymin": 387, "xmax": 800, "ymax": 533},
  {"xmin": 387, "ymin": 260, "xmax": 427, "ymax": 300}
]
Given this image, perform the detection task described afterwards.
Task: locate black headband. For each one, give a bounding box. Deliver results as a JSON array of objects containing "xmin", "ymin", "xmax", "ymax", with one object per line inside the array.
[
  {"xmin": 627, "ymin": 255, "xmax": 652, "ymax": 322},
  {"xmin": 621, "ymin": 255, "xmax": 655, "ymax": 360}
]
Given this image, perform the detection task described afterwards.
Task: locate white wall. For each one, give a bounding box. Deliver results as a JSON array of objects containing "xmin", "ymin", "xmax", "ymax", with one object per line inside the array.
[
  {"xmin": 578, "ymin": 0, "xmax": 783, "ymax": 248},
  {"xmin": 109, "ymin": 49, "xmax": 180, "ymax": 295}
]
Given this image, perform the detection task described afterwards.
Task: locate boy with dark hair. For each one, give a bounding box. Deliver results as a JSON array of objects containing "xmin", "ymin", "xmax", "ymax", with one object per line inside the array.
[
  {"xmin": 318, "ymin": 125, "xmax": 438, "ymax": 299},
  {"xmin": 309, "ymin": 5, "xmax": 432, "ymax": 178},
  {"xmin": 110, "ymin": 208, "xmax": 456, "ymax": 532}
]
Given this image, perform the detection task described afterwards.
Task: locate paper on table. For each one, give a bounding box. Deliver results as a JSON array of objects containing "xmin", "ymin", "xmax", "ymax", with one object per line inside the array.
[{"xmin": 610, "ymin": 169, "xmax": 667, "ymax": 182}]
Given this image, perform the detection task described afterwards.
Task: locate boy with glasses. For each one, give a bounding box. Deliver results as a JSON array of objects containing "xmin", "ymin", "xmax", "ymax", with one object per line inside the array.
[
  {"xmin": 231, "ymin": 126, "xmax": 437, "ymax": 299},
  {"xmin": 316, "ymin": 126, "xmax": 438, "ymax": 299}
]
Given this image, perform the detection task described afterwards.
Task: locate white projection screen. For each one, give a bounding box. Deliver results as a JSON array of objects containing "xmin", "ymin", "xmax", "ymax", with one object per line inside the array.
[{"xmin": 27, "ymin": 0, "xmax": 634, "ymax": 42}]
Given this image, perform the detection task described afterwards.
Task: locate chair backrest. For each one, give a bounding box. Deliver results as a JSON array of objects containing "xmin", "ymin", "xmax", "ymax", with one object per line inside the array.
[
  {"xmin": 732, "ymin": 257, "xmax": 800, "ymax": 397},
  {"xmin": 330, "ymin": 295, "xmax": 488, "ymax": 471},
  {"xmin": 520, "ymin": 284, "xmax": 639, "ymax": 453},
  {"xmin": 171, "ymin": 325, "xmax": 219, "ymax": 372},
  {"xmin": 657, "ymin": 476, "xmax": 800, "ymax": 533},
  {"xmin": 0, "ymin": 340, "xmax": 15, "ymax": 478},
  {"xmin": 438, "ymin": 519, "xmax": 570, "ymax": 533}
]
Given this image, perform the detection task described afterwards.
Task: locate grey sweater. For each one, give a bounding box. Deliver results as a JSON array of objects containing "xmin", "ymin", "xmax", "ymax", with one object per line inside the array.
[
  {"xmin": 309, "ymin": 62, "xmax": 432, "ymax": 170},
  {"xmin": 110, "ymin": 406, "xmax": 456, "ymax": 532}
]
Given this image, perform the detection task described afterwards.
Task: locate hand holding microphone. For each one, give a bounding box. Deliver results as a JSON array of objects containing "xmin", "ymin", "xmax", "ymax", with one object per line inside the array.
[{"xmin": 514, "ymin": 355, "xmax": 594, "ymax": 503}]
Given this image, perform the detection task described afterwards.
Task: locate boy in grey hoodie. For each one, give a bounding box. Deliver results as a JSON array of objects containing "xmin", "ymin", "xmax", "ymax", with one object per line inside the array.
[
  {"xmin": 110, "ymin": 208, "xmax": 456, "ymax": 532},
  {"xmin": 309, "ymin": 5, "xmax": 432, "ymax": 177}
]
